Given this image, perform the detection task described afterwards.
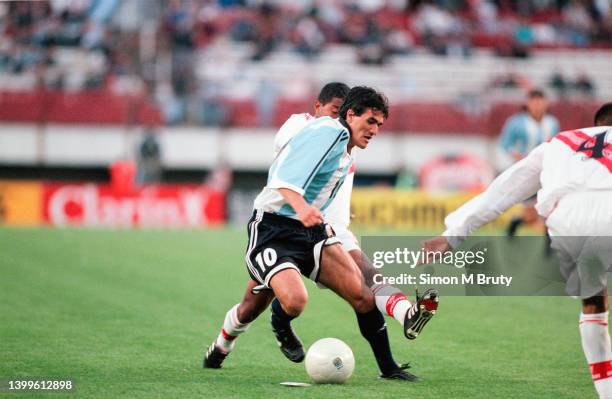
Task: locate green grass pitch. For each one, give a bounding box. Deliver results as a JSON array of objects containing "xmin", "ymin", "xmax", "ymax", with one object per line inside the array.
[{"xmin": 0, "ymin": 227, "xmax": 595, "ymax": 398}]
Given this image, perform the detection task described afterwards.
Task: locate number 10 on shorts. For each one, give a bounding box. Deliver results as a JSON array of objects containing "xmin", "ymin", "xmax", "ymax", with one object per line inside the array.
[{"xmin": 254, "ymin": 248, "xmax": 278, "ymax": 272}]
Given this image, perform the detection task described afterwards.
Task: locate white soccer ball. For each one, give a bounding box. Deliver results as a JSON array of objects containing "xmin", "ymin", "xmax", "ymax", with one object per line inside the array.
[{"xmin": 305, "ymin": 338, "xmax": 355, "ymax": 384}]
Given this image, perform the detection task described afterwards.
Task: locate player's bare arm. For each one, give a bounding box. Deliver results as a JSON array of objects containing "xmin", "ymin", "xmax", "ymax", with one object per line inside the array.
[{"xmin": 277, "ymin": 188, "xmax": 323, "ymax": 227}]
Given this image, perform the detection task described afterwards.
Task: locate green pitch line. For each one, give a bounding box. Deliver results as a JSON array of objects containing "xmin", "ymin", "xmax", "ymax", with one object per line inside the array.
[{"xmin": 0, "ymin": 227, "xmax": 593, "ymax": 398}]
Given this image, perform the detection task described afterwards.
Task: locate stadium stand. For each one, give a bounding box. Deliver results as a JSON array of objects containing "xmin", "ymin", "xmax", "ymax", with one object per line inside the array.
[{"xmin": 1, "ymin": 0, "xmax": 609, "ymax": 132}]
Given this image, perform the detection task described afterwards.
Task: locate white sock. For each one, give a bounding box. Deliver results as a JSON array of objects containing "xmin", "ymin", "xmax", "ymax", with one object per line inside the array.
[
  {"xmin": 371, "ymin": 284, "xmax": 412, "ymax": 326},
  {"xmin": 214, "ymin": 304, "xmax": 250, "ymax": 353},
  {"xmin": 580, "ymin": 312, "xmax": 612, "ymax": 398}
]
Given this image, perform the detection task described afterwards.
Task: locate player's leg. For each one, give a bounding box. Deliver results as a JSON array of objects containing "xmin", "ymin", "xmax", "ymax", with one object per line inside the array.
[
  {"xmin": 351, "ymin": 248, "xmax": 438, "ymax": 339},
  {"xmin": 244, "ymin": 211, "xmax": 314, "ymax": 363},
  {"xmin": 508, "ymin": 203, "xmax": 538, "ymax": 237},
  {"xmin": 205, "ymin": 282, "xmax": 274, "ymax": 366},
  {"xmin": 580, "ymin": 291, "xmax": 612, "ymax": 398},
  {"xmin": 571, "ymin": 235, "xmax": 612, "ymax": 398},
  {"xmin": 334, "ymin": 228, "xmax": 415, "ymax": 327},
  {"xmin": 268, "ymin": 268, "xmax": 309, "ymax": 362},
  {"xmin": 204, "ymin": 280, "xmax": 274, "ymax": 368},
  {"xmin": 506, "ymin": 216, "xmax": 524, "ymax": 237},
  {"xmin": 318, "ymin": 243, "xmax": 417, "ymax": 381}
]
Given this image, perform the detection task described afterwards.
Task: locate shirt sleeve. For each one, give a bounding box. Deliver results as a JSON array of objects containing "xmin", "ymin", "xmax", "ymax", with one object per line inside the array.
[
  {"xmin": 443, "ymin": 142, "xmax": 547, "ymax": 248},
  {"xmin": 273, "ymin": 114, "xmax": 309, "ymax": 156},
  {"xmin": 269, "ymin": 122, "xmax": 349, "ymax": 195}
]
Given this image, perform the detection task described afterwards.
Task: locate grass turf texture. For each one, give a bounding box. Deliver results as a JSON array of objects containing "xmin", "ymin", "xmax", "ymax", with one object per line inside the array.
[{"xmin": 0, "ymin": 227, "xmax": 595, "ymax": 398}]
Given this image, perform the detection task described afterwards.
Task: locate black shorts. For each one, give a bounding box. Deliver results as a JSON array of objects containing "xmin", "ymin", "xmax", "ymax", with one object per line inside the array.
[{"xmin": 245, "ymin": 210, "xmax": 340, "ymax": 293}]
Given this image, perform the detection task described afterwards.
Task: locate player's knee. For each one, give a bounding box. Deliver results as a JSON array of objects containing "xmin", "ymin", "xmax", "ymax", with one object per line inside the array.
[
  {"xmin": 281, "ymin": 292, "xmax": 308, "ymax": 317},
  {"xmin": 582, "ymin": 295, "xmax": 608, "ymax": 314}
]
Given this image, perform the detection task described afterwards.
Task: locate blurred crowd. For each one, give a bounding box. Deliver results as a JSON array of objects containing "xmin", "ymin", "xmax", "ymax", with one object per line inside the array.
[{"xmin": 0, "ymin": 0, "xmax": 610, "ymax": 125}]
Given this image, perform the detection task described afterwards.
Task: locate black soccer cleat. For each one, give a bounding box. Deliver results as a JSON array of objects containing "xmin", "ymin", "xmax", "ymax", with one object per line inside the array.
[
  {"xmin": 404, "ymin": 288, "xmax": 439, "ymax": 340},
  {"xmin": 272, "ymin": 325, "xmax": 305, "ymax": 363},
  {"xmin": 380, "ymin": 363, "xmax": 419, "ymax": 382},
  {"xmin": 203, "ymin": 342, "xmax": 228, "ymax": 369}
]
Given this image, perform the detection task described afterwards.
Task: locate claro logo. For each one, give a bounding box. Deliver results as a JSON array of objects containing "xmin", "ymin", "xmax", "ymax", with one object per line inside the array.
[{"xmin": 47, "ymin": 184, "xmax": 215, "ymax": 227}]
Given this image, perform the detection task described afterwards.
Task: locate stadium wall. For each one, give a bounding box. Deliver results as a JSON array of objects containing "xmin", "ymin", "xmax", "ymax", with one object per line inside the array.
[{"xmin": 0, "ymin": 123, "xmax": 491, "ymax": 173}]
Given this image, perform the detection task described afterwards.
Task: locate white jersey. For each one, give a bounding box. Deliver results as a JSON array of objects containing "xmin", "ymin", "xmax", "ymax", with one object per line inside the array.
[
  {"xmin": 444, "ymin": 126, "xmax": 612, "ymax": 247},
  {"xmin": 274, "ymin": 113, "xmax": 355, "ymax": 228}
]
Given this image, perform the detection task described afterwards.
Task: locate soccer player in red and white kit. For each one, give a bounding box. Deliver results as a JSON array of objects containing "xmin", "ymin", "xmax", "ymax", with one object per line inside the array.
[{"xmin": 422, "ymin": 103, "xmax": 612, "ymax": 398}]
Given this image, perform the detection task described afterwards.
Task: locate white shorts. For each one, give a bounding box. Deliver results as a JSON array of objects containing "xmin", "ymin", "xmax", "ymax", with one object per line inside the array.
[
  {"xmin": 544, "ymin": 195, "xmax": 612, "ymax": 298},
  {"xmin": 551, "ymin": 236, "xmax": 612, "ymax": 299},
  {"xmin": 331, "ymin": 224, "xmax": 360, "ymax": 252}
]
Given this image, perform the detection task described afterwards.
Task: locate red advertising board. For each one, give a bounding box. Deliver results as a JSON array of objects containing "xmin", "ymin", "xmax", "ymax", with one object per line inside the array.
[{"xmin": 43, "ymin": 183, "xmax": 225, "ymax": 227}]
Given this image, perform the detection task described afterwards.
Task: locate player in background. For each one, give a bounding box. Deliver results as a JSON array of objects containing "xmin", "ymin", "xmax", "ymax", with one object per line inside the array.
[
  {"xmin": 422, "ymin": 103, "xmax": 612, "ymax": 399},
  {"xmin": 270, "ymin": 82, "xmax": 438, "ymax": 364},
  {"xmin": 205, "ymin": 87, "xmax": 419, "ymax": 380},
  {"xmin": 495, "ymin": 89, "xmax": 560, "ymax": 237}
]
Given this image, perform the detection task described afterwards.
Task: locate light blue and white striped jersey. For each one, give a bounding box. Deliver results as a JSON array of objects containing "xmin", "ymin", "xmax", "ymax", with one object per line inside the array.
[
  {"xmin": 496, "ymin": 112, "xmax": 559, "ymax": 170},
  {"xmin": 254, "ymin": 116, "xmax": 352, "ymax": 219}
]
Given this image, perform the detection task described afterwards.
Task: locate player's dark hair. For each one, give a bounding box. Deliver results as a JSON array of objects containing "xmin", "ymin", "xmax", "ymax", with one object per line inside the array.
[
  {"xmin": 594, "ymin": 102, "xmax": 612, "ymax": 126},
  {"xmin": 527, "ymin": 89, "xmax": 545, "ymax": 98},
  {"xmin": 317, "ymin": 82, "xmax": 350, "ymax": 105},
  {"xmin": 339, "ymin": 86, "xmax": 389, "ymax": 120}
]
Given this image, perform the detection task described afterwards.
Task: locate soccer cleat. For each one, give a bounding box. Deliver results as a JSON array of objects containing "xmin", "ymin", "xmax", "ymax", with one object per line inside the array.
[
  {"xmin": 203, "ymin": 342, "xmax": 228, "ymax": 369},
  {"xmin": 380, "ymin": 363, "xmax": 419, "ymax": 381},
  {"xmin": 404, "ymin": 288, "xmax": 439, "ymax": 340},
  {"xmin": 272, "ymin": 325, "xmax": 305, "ymax": 363}
]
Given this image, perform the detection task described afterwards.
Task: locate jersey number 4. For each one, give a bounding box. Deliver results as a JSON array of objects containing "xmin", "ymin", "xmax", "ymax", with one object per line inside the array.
[{"xmin": 577, "ymin": 132, "xmax": 609, "ymax": 159}]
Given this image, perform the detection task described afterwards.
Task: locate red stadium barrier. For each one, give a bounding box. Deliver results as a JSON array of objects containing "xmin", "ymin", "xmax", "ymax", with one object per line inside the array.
[
  {"xmin": 0, "ymin": 90, "xmax": 162, "ymax": 125},
  {"xmin": 273, "ymin": 98, "xmax": 312, "ymax": 127},
  {"xmin": 398, "ymin": 102, "xmax": 488, "ymax": 134},
  {"xmin": 0, "ymin": 91, "xmax": 45, "ymax": 122},
  {"xmin": 0, "ymin": 89, "xmax": 599, "ymax": 134}
]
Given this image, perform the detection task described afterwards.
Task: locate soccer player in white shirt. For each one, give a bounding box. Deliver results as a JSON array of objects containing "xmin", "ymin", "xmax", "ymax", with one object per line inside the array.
[
  {"xmin": 272, "ymin": 83, "xmax": 438, "ymax": 352},
  {"xmin": 422, "ymin": 103, "xmax": 612, "ymax": 398}
]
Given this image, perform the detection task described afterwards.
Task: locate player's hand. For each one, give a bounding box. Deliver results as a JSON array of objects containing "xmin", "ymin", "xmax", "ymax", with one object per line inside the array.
[
  {"xmin": 296, "ymin": 205, "xmax": 323, "ymax": 227},
  {"xmin": 418, "ymin": 236, "xmax": 452, "ymax": 265},
  {"xmin": 511, "ymin": 151, "xmax": 524, "ymax": 161}
]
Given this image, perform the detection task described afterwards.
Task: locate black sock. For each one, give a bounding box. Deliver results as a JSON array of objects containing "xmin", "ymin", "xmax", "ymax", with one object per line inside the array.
[
  {"xmin": 355, "ymin": 308, "xmax": 397, "ymax": 375},
  {"xmin": 507, "ymin": 216, "xmax": 524, "ymax": 237},
  {"xmin": 271, "ymin": 298, "xmax": 295, "ymax": 331}
]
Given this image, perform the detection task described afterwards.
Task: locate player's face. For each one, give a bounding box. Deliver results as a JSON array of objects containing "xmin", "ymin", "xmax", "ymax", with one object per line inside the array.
[
  {"xmin": 346, "ymin": 108, "xmax": 385, "ymax": 149},
  {"xmin": 314, "ymin": 97, "xmax": 344, "ymax": 118},
  {"xmin": 527, "ymin": 97, "xmax": 547, "ymax": 120}
]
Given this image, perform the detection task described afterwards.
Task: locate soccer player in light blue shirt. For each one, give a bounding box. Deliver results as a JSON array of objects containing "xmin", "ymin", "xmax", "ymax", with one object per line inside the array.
[
  {"xmin": 496, "ymin": 89, "xmax": 560, "ymax": 237},
  {"xmin": 496, "ymin": 89, "xmax": 560, "ymax": 171},
  {"xmin": 205, "ymin": 87, "xmax": 420, "ymax": 381}
]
